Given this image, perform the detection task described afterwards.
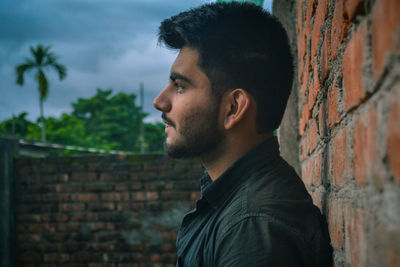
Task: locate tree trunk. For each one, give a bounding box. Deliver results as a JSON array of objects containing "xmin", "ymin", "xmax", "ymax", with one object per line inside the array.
[{"xmin": 39, "ymin": 99, "xmax": 46, "ymax": 142}]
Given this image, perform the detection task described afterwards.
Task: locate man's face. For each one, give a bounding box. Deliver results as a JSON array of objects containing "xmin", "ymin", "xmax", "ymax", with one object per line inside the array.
[{"xmin": 153, "ymin": 47, "xmax": 223, "ymax": 158}]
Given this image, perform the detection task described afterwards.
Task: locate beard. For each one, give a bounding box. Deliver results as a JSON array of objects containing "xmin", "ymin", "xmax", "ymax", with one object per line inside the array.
[{"xmin": 164, "ymin": 104, "xmax": 223, "ymax": 159}]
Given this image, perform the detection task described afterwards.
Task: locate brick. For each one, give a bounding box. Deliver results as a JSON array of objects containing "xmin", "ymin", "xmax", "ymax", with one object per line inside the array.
[
  {"xmin": 151, "ymin": 254, "xmax": 161, "ymax": 262},
  {"xmin": 318, "ymin": 102, "xmax": 325, "ymax": 138},
  {"xmin": 54, "ymin": 214, "xmax": 69, "ymax": 222},
  {"xmin": 309, "ymin": 119, "xmax": 319, "ymax": 152},
  {"xmin": 100, "ymin": 172, "xmax": 115, "ymax": 181},
  {"xmin": 40, "ymin": 174, "xmax": 66, "ymax": 184},
  {"xmin": 146, "ymin": 192, "xmax": 159, "ymax": 200},
  {"xmin": 297, "ymin": 0, "xmax": 305, "ymax": 31},
  {"xmin": 71, "ymin": 213, "xmax": 84, "ymax": 221},
  {"xmin": 71, "ymin": 193, "xmax": 99, "ymax": 202},
  {"xmin": 344, "ymin": 0, "xmax": 366, "ymax": 22},
  {"xmin": 331, "ymin": 0, "xmax": 349, "ymax": 60},
  {"xmin": 114, "ymin": 222, "xmax": 141, "ymax": 231},
  {"xmin": 353, "ymin": 108, "xmax": 377, "ymax": 187},
  {"xmin": 84, "ymin": 183, "xmax": 113, "ymax": 192},
  {"xmin": 117, "ymin": 202, "xmax": 145, "ymax": 211},
  {"xmin": 18, "ymin": 253, "xmax": 42, "ymax": 263},
  {"xmin": 43, "ymin": 253, "xmax": 69, "ymax": 263},
  {"xmin": 17, "ymin": 233, "xmax": 41, "ymax": 242},
  {"xmin": 17, "ymin": 214, "xmax": 41, "ymax": 223},
  {"xmin": 165, "ymin": 182, "xmax": 174, "ymax": 190},
  {"xmin": 130, "ymin": 182, "xmax": 143, "ymax": 190},
  {"xmin": 160, "ymin": 191, "xmax": 190, "ymax": 200},
  {"xmin": 174, "ymin": 181, "xmax": 199, "ymax": 190},
  {"xmin": 301, "ymin": 73, "xmax": 308, "ymax": 104},
  {"xmin": 16, "ymin": 225, "xmax": 24, "ymax": 232},
  {"xmin": 87, "ymin": 243, "xmax": 115, "ymax": 251},
  {"xmin": 26, "ymin": 184, "xmax": 56, "ymax": 194},
  {"xmin": 301, "ymin": 150, "xmax": 322, "ymax": 187},
  {"xmin": 321, "ymin": 28, "xmax": 331, "ymax": 81},
  {"xmin": 300, "ymin": 107, "xmax": 311, "ymax": 136},
  {"xmin": 298, "ymin": 32, "xmax": 307, "ymax": 82},
  {"xmin": 115, "ymin": 183, "xmax": 129, "ymax": 191},
  {"xmin": 59, "ymin": 203, "xmax": 85, "ymax": 212},
  {"xmin": 57, "ymin": 223, "xmax": 81, "ymax": 232},
  {"xmin": 343, "ymin": 20, "xmax": 367, "ymax": 112},
  {"xmin": 306, "ymin": 0, "xmax": 317, "ymax": 34},
  {"xmin": 162, "ymin": 232, "xmax": 178, "ymax": 241},
  {"xmin": 300, "ymin": 137, "xmax": 308, "ymax": 160},
  {"xmin": 329, "ymin": 198, "xmax": 344, "ymax": 249},
  {"xmin": 96, "ymin": 231, "xmax": 121, "ymax": 242},
  {"xmin": 89, "ymin": 222, "xmax": 114, "ymax": 231},
  {"xmin": 131, "ymin": 192, "xmax": 146, "ymax": 201},
  {"xmin": 145, "ymin": 182, "xmax": 166, "ymax": 191},
  {"xmin": 43, "ymin": 232, "xmax": 69, "ymax": 242},
  {"xmin": 160, "ymin": 243, "xmax": 174, "ymax": 252},
  {"xmin": 329, "ymin": 128, "xmax": 350, "ymax": 186},
  {"xmin": 387, "ymin": 84, "xmax": 400, "ymax": 181},
  {"xmin": 72, "ymin": 252, "xmax": 102, "ymax": 262},
  {"xmin": 17, "ymin": 194, "xmax": 41, "ymax": 203},
  {"xmin": 191, "ymin": 191, "xmax": 201, "ymax": 200},
  {"xmin": 311, "ymin": 0, "xmax": 329, "ymax": 59},
  {"xmin": 327, "ymin": 86, "xmax": 340, "ymax": 127},
  {"xmin": 71, "ymin": 172, "xmax": 97, "ymax": 182},
  {"xmin": 102, "ymin": 192, "xmax": 130, "ymax": 202},
  {"xmin": 308, "ymin": 65, "xmax": 320, "ymax": 112},
  {"xmin": 41, "ymin": 193, "xmax": 70, "ymax": 202},
  {"xmin": 389, "ymin": 238, "xmax": 400, "ymax": 267},
  {"xmin": 344, "ymin": 204, "xmax": 367, "ymax": 267},
  {"xmin": 88, "ymin": 202, "xmax": 115, "ymax": 211},
  {"xmin": 371, "ymin": 0, "xmax": 400, "ymax": 80},
  {"xmin": 310, "ymin": 187, "xmax": 324, "ymax": 210}
]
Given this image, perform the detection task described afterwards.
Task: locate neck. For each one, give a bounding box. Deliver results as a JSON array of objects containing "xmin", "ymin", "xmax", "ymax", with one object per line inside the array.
[{"xmin": 201, "ymin": 132, "xmax": 273, "ymax": 181}]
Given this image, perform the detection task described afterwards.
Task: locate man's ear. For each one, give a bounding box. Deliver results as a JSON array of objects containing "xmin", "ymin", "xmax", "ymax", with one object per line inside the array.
[{"xmin": 222, "ymin": 89, "xmax": 252, "ymax": 130}]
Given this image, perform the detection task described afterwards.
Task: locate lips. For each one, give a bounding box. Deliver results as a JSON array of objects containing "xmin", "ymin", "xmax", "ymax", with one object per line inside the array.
[{"xmin": 162, "ymin": 113, "xmax": 176, "ymax": 128}]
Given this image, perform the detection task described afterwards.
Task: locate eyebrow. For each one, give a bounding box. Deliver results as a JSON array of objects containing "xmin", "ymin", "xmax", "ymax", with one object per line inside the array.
[{"xmin": 170, "ymin": 72, "xmax": 194, "ymax": 86}]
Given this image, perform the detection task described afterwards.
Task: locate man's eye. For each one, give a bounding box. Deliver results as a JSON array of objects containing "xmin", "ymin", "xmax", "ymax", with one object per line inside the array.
[{"xmin": 174, "ymin": 82, "xmax": 184, "ymax": 93}]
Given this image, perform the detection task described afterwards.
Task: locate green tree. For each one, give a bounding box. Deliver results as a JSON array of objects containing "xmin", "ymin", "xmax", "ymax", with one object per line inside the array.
[
  {"xmin": 72, "ymin": 88, "xmax": 146, "ymax": 151},
  {"xmin": 0, "ymin": 89, "xmax": 166, "ymax": 153},
  {"xmin": 26, "ymin": 113, "xmax": 91, "ymax": 146},
  {"xmin": 0, "ymin": 112, "xmax": 37, "ymax": 137},
  {"xmin": 144, "ymin": 122, "xmax": 165, "ymax": 152},
  {"xmin": 15, "ymin": 44, "xmax": 67, "ymax": 142}
]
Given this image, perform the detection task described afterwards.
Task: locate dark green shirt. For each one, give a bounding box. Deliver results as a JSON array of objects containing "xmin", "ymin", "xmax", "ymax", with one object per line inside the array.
[{"xmin": 176, "ymin": 137, "xmax": 332, "ymax": 267}]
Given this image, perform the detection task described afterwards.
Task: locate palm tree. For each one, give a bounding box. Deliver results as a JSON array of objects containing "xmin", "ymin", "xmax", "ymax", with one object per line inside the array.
[{"xmin": 15, "ymin": 44, "xmax": 67, "ymax": 142}]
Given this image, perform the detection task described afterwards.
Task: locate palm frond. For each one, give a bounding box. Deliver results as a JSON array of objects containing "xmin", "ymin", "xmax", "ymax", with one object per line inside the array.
[
  {"xmin": 44, "ymin": 52, "xmax": 57, "ymax": 66},
  {"xmin": 30, "ymin": 44, "xmax": 51, "ymax": 65},
  {"xmin": 53, "ymin": 63, "xmax": 67, "ymax": 80},
  {"xmin": 15, "ymin": 62, "xmax": 35, "ymax": 85}
]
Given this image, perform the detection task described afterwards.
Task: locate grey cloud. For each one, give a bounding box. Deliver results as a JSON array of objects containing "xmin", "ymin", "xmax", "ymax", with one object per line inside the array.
[{"xmin": 0, "ymin": 0, "xmax": 272, "ymax": 122}]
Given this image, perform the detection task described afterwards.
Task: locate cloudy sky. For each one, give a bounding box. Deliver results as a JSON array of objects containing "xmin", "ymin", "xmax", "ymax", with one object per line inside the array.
[{"xmin": 0, "ymin": 0, "xmax": 272, "ymax": 123}]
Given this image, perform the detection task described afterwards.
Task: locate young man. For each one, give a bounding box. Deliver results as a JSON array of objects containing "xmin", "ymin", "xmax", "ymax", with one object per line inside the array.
[{"xmin": 153, "ymin": 2, "xmax": 332, "ymax": 266}]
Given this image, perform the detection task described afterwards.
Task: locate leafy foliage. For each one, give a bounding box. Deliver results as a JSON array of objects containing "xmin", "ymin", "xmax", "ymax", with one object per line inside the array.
[
  {"xmin": 1, "ymin": 89, "xmax": 165, "ymax": 153},
  {"xmin": 0, "ymin": 112, "xmax": 37, "ymax": 138}
]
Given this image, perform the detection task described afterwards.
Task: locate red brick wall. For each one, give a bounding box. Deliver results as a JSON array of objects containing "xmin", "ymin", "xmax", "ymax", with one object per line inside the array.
[
  {"xmin": 296, "ymin": 0, "xmax": 400, "ymax": 266},
  {"xmin": 15, "ymin": 154, "xmax": 203, "ymax": 266}
]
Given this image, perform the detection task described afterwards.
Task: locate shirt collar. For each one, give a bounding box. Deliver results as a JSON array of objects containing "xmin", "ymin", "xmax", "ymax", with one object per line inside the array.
[{"xmin": 201, "ymin": 136, "xmax": 281, "ymax": 209}]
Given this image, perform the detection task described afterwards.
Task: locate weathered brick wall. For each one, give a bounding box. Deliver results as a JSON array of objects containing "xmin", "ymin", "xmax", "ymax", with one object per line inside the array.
[
  {"xmin": 295, "ymin": 0, "xmax": 400, "ymax": 266},
  {"xmin": 15, "ymin": 154, "xmax": 203, "ymax": 266}
]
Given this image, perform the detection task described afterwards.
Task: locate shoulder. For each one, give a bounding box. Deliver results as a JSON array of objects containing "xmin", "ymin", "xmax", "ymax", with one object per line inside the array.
[
  {"xmin": 215, "ymin": 156, "xmax": 323, "ymax": 245},
  {"xmin": 213, "ymin": 215, "xmax": 305, "ymax": 266}
]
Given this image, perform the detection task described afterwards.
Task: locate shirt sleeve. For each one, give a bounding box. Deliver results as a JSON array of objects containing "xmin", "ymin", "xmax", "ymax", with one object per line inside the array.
[{"xmin": 214, "ymin": 215, "xmax": 304, "ymax": 267}]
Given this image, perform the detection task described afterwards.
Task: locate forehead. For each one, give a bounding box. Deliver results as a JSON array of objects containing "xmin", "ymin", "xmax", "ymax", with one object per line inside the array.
[{"xmin": 171, "ymin": 47, "xmax": 210, "ymax": 87}]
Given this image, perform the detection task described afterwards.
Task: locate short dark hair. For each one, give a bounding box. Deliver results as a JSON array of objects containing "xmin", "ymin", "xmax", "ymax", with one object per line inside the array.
[{"xmin": 158, "ymin": 2, "xmax": 293, "ymax": 132}]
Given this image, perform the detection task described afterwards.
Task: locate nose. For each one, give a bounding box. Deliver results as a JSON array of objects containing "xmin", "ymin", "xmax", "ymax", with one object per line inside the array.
[{"xmin": 153, "ymin": 87, "xmax": 171, "ymax": 112}]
